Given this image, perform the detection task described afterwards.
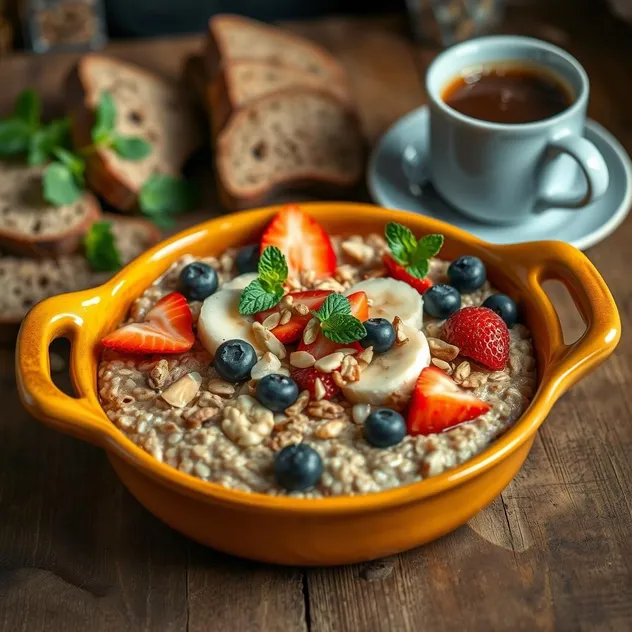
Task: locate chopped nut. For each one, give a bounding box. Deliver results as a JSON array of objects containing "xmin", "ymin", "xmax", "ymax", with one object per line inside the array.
[
  {"xmin": 461, "ymin": 372, "xmax": 488, "ymax": 389},
  {"xmin": 363, "ymin": 267, "xmax": 387, "ymax": 280},
  {"xmin": 431, "ymin": 358, "xmax": 452, "ymax": 373},
  {"xmin": 337, "ymin": 348, "xmax": 358, "ymax": 356},
  {"xmin": 148, "ymin": 359, "xmax": 170, "ymax": 390},
  {"xmin": 247, "ymin": 378, "xmax": 258, "ymax": 396},
  {"xmin": 250, "ymin": 352, "xmax": 282, "ymax": 380},
  {"xmin": 428, "ymin": 337, "xmax": 460, "ymax": 362},
  {"xmin": 197, "ymin": 391, "xmax": 225, "ymax": 408},
  {"xmin": 453, "ymin": 361, "xmax": 471, "ymax": 383},
  {"xmin": 352, "ymin": 403, "xmax": 371, "ymax": 425},
  {"xmin": 184, "ymin": 407, "xmax": 220, "ymax": 429},
  {"xmin": 314, "ymin": 419, "xmax": 346, "ymax": 439},
  {"xmin": 424, "ymin": 322, "xmax": 444, "ymax": 339},
  {"xmin": 332, "ymin": 370, "xmax": 346, "ymax": 388},
  {"xmin": 290, "ymin": 351, "xmax": 316, "ymax": 368},
  {"xmin": 314, "ymin": 351, "xmax": 344, "ymax": 373},
  {"xmin": 357, "ymin": 346, "xmax": 374, "ymax": 369},
  {"xmin": 341, "ymin": 240, "xmax": 374, "ymax": 264},
  {"xmin": 393, "ymin": 316, "xmax": 409, "ymax": 346},
  {"xmin": 252, "ymin": 321, "xmax": 287, "ymax": 359},
  {"xmin": 221, "ymin": 395, "xmax": 274, "ymax": 447},
  {"xmin": 293, "ymin": 303, "xmax": 310, "ymax": 316},
  {"xmin": 315, "ymin": 278, "xmax": 346, "ymax": 293},
  {"xmin": 334, "ymin": 264, "xmax": 357, "ymax": 285},
  {"xmin": 207, "ymin": 378, "xmax": 236, "ymax": 397},
  {"xmin": 302, "ymin": 318, "xmax": 320, "ymax": 345},
  {"xmin": 262, "ymin": 312, "xmax": 281, "ymax": 330},
  {"xmin": 161, "ymin": 372, "xmax": 201, "ymax": 408},
  {"xmin": 340, "ymin": 355, "xmax": 361, "ymax": 382},
  {"xmin": 307, "ymin": 400, "xmax": 344, "ymax": 419},
  {"xmin": 314, "ymin": 377, "xmax": 326, "ymax": 400},
  {"xmin": 285, "ymin": 390, "xmax": 310, "ymax": 416},
  {"xmin": 300, "ymin": 269, "xmax": 316, "ymax": 287},
  {"xmin": 279, "ymin": 309, "xmax": 292, "ymax": 325}
]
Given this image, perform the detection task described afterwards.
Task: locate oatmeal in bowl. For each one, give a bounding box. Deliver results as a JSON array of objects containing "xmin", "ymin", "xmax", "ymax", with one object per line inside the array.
[{"xmin": 98, "ymin": 205, "xmax": 536, "ymax": 498}]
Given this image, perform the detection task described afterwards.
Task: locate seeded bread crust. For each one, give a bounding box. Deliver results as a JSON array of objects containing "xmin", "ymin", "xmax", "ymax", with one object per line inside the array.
[
  {"xmin": 0, "ymin": 161, "xmax": 102, "ymax": 258},
  {"xmin": 66, "ymin": 54, "xmax": 203, "ymax": 212},
  {"xmin": 215, "ymin": 88, "xmax": 364, "ymax": 210}
]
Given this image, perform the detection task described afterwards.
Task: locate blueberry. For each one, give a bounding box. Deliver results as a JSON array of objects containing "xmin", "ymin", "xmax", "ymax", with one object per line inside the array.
[
  {"xmin": 274, "ymin": 444, "xmax": 323, "ymax": 491},
  {"xmin": 363, "ymin": 409, "xmax": 407, "ymax": 448},
  {"xmin": 423, "ymin": 284, "xmax": 461, "ymax": 319},
  {"xmin": 360, "ymin": 318, "xmax": 396, "ymax": 354},
  {"xmin": 214, "ymin": 339, "xmax": 257, "ymax": 382},
  {"xmin": 256, "ymin": 374, "xmax": 300, "ymax": 412},
  {"xmin": 482, "ymin": 293, "xmax": 519, "ymax": 327},
  {"xmin": 448, "ymin": 256, "xmax": 487, "ymax": 292},
  {"xmin": 178, "ymin": 262, "xmax": 219, "ymax": 301},
  {"xmin": 236, "ymin": 244, "xmax": 260, "ymax": 274}
]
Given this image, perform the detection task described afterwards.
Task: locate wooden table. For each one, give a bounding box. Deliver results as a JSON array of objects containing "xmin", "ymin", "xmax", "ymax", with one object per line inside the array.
[{"xmin": 2, "ymin": 3, "xmax": 632, "ymax": 630}]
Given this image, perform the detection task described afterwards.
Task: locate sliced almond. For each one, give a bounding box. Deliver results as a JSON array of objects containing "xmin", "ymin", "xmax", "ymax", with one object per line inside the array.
[
  {"xmin": 352, "ymin": 403, "xmax": 371, "ymax": 425},
  {"xmin": 292, "ymin": 303, "xmax": 310, "ymax": 316},
  {"xmin": 428, "ymin": 337, "xmax": 460, "ymax": 362},
  {"xmin": 358, "ymin": 346, "xmax": 374, "ymax": 366},
  {"xmin": 303, "ymin": 318, "xmax": 320, "ymax": 345},
  {"xmin": 251, "ymin": 352, "xmax": 281, "ymax": 380},
  {"xmin": 314, "ymin": 377, "xmax": 326, "ymax": 400},
  {"xmin": 279, "ymin": 309, "xmax": 292, "ymax": 325},
  {"xmin": 393, "ymin": 316, "xmax": 409, "ymax": 346},
  {"xmin": 314, "ymin": 351, "xmax": 344, "ymax": 373},
  {"xmin": 161, "ymin": 372, "xmax": 201, "ymax": 408},
  {"xmin": 207, "ymin": 378, "xmax": 236, "ymax": 397},
  {"xmin": 290, "ymin": 351, "xmax": 316, "ymax": 368},
  {"xmin": 262, "ymin": 312, "xmax": 281, "ymax": 330}
]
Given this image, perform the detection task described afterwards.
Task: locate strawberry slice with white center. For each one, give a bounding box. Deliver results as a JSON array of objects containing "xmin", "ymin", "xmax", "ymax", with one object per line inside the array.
[
  {"xmin": 261, "ymin": 205, "xmax": 337, "ymax": 279},
  {"xmin": 102, "ymin": 292, "xmax": 195, "ymax": 354},
  {"xmin": 255, "ymin": 290, "xmax": 332, "ymax": 344},
  {"xmin": 407, "ymin": 366, "xmax": 490, "ymax": 435}
]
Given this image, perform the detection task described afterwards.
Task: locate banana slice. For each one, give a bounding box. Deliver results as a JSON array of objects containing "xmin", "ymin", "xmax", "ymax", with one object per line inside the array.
[
  {"xmin": 342, "ymin": 324, "xmax": 430, "ymax": 407},
  {"xmin": 222, "ymin": 272, "xmax": 258, "ymax": 290},
  {"xmin": 198, "ymin": 287, "xmax": 266, "ymax": 357},
  {"xmin": 345, "ymin": 278, "xmax": 423, "ymax": 329}
]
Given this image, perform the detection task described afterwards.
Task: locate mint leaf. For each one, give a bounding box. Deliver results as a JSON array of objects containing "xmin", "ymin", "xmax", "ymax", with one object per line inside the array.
[
  {"xmin": 14, "ymin": 89, "xmax": 40, "ymax": 129},
  {"xmin": 239, "ymin": 279, "xmax": 284, "ymax": 315},
  {"xmin": 412, "ymin": 234, "xmax": 444, "ymax": 262},
  {"xmin": 53, "ymin": 148, "xmax": 85, "ymax": 185},
  {"xmin": 258, "ymin": 246, "xmax": 288, "ymax": 289},
  {"xmin": 111, "ymin": 135, "xmax": 151, "ymax": 161},
  {"xmin": 321, "ymin": 313, "xmax": 367, "ymax": 344},
  {"xmin": 43, "ymin": 162, "xmax": 83, "ymax": 205},
  {"xmin": 139, "ymin": 174, "xmax": 194, "ymax": 219},
  {"xmin": 385, "ymin": 221, "xmax": 417, "ymax": 265},
  {"xmin": 406, "ymin": 260, "xmax": 429, "ymax": 280},
  {"xmin": 92, "ymin": 92, "xmax": 116, "ymax": 145},
  {"xmin": 0, "ymin": 119, "xmax": 31, "ymax": 156},
  {"xmin": 313, "ymin": 293, "xmax": 351, "ymax": 322},
  {"xmin": 27, "ymin": 118, "xmax": 71, "ymax": 166},
  {"xmin": 84, "ymin": 221, "xmax": 122, "ymax": 272}
]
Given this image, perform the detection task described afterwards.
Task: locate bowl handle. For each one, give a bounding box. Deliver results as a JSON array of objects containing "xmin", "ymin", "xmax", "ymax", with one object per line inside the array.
[
  {"xmin": 499, "ymin": 241, "xmax": 621, "ymax": 391},
  {"xmin": 16, "ymin": 293, "xmax": 110, "ymax": 447}
]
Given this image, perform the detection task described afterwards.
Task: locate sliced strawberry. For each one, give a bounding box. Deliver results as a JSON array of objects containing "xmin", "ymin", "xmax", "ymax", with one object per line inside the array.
[
  {"xmin": 298, "ymin": 291, "xmax": 369, "ymax": 359},
  {"xmin": 407, "ymin": 366, "xmax": 490, "ymax": 436},
  {"xmin": 255, "ymin": 290, "xmax": 331, "ymax": 344},
  {"xmin": 102, "ymin": 292, "xmax": 195, "ymax": 354},
  {"xmin": 261, "ymin": 205, "xmax": 336, "ymax": 279},
  {"xmin": 383, "ymin": 253, "xmax": 434, "ymax": 294},
  {"xmin": 290, "ymin": 367, "xmax": 340, "ymax": 400}
]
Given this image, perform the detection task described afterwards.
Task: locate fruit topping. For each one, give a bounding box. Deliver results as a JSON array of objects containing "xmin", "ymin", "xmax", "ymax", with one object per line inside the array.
[
  {"xmin": 360, "ymin": 318, "xmax": 395, "ymax": 354},
  {"xmin": 255, "ymin": 290, "xmax": 331, "ymax": 344},
  {"xmin": 261, "ymin": 205, "xmax": 336, "ymax": 279},
  {"xmin": 407, "ymin": 366, "xmax": 491, "ymax": 435},
  {"xmin": 447, "ymin": 255, "xmax": 487, "ymax": 292},
  {"xmin": 102, "ymin": 292, "xmax": 194, "ymax": 354},
  {"xmin": 363, "ymin": 408, "xmax": 407, "ymax": 447},
  {"xmin": 178, "ymin": 262, "xmax": 219, "ymax": 301},
  {"xmin": 382, "ymin": 221, "xmax": 444, "ymax": 294},
  {"xmin": 290, "ymin": 367, "xmax": 340, "ymax": 400},
  {"xmin": 239, "ymin": 246, "xmax": 288, "ymax": 314},
  {"xmin": 274, "ymin": 443, "xmax": 323, "ymax": 491},
  {"xmin": 423, "ymin": 284, "xmax": 461, "ymax": 319},
  {"xmin": 256, "ymin": 374, "xmax": 300, "ymax": 412},
  {"xmin": 235, "ymin": 244, "xmax": 260, "ymax": 274},
  {"xmin": 214, "ymin": 339, "xmax": 257, "ymax": 382},
  {"xmin": 443, "ymin": 306, "xmax": 510, "ymax": 371},
  {"xmin": 482, "ymin": 293, "xmax": 519, "ymax": 327}
]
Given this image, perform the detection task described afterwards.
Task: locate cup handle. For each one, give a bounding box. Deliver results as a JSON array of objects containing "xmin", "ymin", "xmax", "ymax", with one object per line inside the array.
[{"xmin": 538, "ymin": 134, "xmax": 609, "ymax": 208}]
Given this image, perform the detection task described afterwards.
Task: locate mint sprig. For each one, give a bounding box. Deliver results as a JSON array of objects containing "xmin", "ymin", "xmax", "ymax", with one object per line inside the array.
[
  {"xmin": 385, "ymin": 221, "xmax": 444, "ymax": 279},
  {"xmin": 239, "ymin": 246, "xmax": 288, "ymax": 315},
  {"xmin": 84, "ymin": 221, "xmax": 122, "ymax": 272},
  {"xmin": 311, "ymin": 294, "xmax": 366, "ymax": 344}
]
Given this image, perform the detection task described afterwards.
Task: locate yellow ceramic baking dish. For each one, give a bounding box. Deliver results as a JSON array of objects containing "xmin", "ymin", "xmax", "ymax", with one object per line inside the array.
[{"xmin": 16, "ymin": 203, "xmax": 620, "ymax": 566}]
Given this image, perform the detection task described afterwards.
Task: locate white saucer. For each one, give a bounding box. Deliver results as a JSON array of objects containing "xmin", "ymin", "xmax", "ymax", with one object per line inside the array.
[{"xmin": 367, "ymin": 106, "xmax": 632, "ymax": 250}]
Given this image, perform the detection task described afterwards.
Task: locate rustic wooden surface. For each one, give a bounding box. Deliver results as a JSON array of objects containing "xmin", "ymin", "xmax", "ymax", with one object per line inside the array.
[{"xmin": 1, "ymin": 4, "xmax": 632, "ymax": 631}]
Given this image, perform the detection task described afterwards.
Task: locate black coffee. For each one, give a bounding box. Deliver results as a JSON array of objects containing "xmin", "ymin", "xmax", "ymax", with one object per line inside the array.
[{"xmin": 442, "ymin": 64, "xmax": 573, "ymax": 124}]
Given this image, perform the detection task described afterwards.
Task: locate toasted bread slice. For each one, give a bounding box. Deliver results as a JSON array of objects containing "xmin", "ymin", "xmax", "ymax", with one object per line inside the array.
[
  {"xmin": 0, "ymin": 160, "xmax": 102, "ymax": 258},
  {"xmin": 67, "ymin": 54, "xmax": 203, "ymax": 212},
  {"xmin": 215, "ymin": 89, "xmax": 364, "ymax": 210}
]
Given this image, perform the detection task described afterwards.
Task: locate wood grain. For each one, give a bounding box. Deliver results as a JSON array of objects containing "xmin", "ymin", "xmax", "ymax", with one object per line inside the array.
[{"xmin": 0, "ymin": 7, "xmax": 631, "ymax": 632}]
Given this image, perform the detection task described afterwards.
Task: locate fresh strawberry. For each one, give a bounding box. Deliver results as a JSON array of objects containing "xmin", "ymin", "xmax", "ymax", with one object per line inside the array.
[
  {"xmin": 255, "ymin": 290, "xmax": 332, "ymax": 343},
  {"xmin": 383, "ymin": 254, "xmax": 434, "ymax": 294},
  {"xmin": 261, "ymin": 205, "xmax": 336, "ymax": 279},
  {"xmin": 290, "ymin": 367, "xmax": 340, "ymax": 400},
  {"xmin": 443, "ymin": 306, "xmax": 510, "ymax": 371},
  {"xmin": 102, "ymin": 292, "xmax": 195, "ymax": 354},
  {"xmin": 407, "ymin": 366, "xmax": 490, "ymax": 435},
  {"xmin": 298, "ymin": 291, "xmax": 369, "ymax": 359}
]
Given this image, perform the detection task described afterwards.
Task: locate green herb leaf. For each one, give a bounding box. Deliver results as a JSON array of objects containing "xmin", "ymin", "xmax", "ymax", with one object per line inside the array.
[
  {"xmin": 0, "ymin": 119, "xmax": 31, "ymax": 156},
  {"xmin": 14, "ymin": 89, "xmax": 40, "ymax": 129},
  {"xmin": 42, "ymin": 162, "xmax": 83, "ymax": 205},
  {"xmin": 92, "ymin": 92, "xmax": 116, "ymax": 145},
  {"xmin": 84, "ymin": 221, "xmax": 122, "ymax": 272},
  {"xmin": 53, "ymin": 147, "xmax": 85, "ymax": 185},
  {"xmin": 27, "ymin": 118, "xmax": 72, "ymax": 166},
  {"xmin": 412, "ymin": 234, "xmax": 444, "ymax": 262},
  {"xmin": 321, "ymin": 313, "xmax": 367, "ymax": 344},
  {"xmin": 385, "ymin": 221, "xmax": 417, "ymax": 265},
  {"xmin": 406, "ymin": 260, "xmax": 429, "ymax": 280},
  {"xmin": 238, "ymin": 279, "xmax": 284, "ymax": 315},
  {"xmin": 258, "ymin": 246, "xmax": 288, "ymax": 289},
  {"xmin": 312, "ymin": 293, "xmax": 351, "ymax": 322},
  {"xmin": 111, "ymin": 134, "xmax": 152, "ymax": 161},
  {"xmin": 139, "ymin": 174, "xmax": 195, "ymax": 219}
]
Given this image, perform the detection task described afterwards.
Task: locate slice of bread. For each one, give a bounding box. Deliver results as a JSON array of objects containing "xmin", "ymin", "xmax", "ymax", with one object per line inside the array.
[
  {"xmin": 0, "ymin": 160, "xmax": 102, "ymax": 258},
  {"xmin": 207, "ymin": 14, "xmax": 347, "ymax": 90},
  {"xmin": 67, "ymin": 54, "xmax": 203, "ymax": 212},
  {"xmin": 0, "ymin": 215, "xmax": 161, "ymax": 325},
  {"xmin": 215, "ymin": 89, "xmax": 364, "ymax": 210}
]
